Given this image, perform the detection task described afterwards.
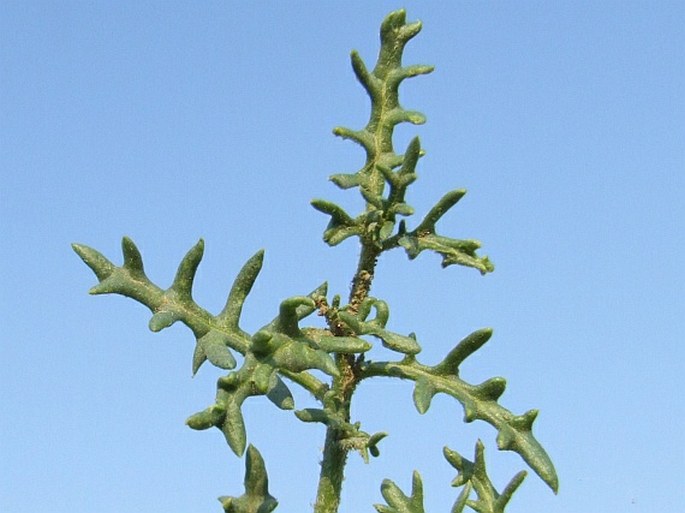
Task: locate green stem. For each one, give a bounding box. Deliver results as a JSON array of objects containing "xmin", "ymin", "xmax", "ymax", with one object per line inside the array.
[
  {"xmin": 313, "ymin": 244, "xmax": 379, "ymax": 513},
  {"xmin": 349, "ymin": 244, "xmax": 380, "ymax": 311},
  {"xmin": 313, "ymin": 425, "xmax": 349, "ymax": 513}
]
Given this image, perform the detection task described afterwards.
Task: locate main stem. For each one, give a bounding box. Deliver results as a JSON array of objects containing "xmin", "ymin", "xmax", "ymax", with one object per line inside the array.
[{"xmin": 313, "ymin": 243, "xmax": 380, "ymax": 513}]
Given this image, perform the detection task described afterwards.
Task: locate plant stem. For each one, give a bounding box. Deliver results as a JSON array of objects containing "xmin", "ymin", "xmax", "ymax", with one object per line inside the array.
[
  {"xmin": 349, "ymin": 243, "xmax": 380, "ymax": 311},
  {"xmin": 313, "ymin": 424, "xmax": 349, "ymax": 513},
  {"xmin": 313, "ymin": 244, "xmax": 379, "ymax": 513}
]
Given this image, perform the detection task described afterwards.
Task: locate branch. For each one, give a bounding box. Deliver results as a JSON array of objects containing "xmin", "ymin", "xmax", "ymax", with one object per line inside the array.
[{"xmin": 361, "ymin": 327, "xmax": 558, "ymax": 493}]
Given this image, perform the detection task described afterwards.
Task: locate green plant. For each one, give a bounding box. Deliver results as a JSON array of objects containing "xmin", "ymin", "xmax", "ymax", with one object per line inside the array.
[{"xmin": 73, "ymin": 9, "xmax": 557, "ymax": 513}]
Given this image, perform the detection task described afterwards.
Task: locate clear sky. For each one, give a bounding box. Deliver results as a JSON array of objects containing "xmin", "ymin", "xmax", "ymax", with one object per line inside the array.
[{"xmin": 1, "ymin": 2, "xmax": 683, "ymax": 512}]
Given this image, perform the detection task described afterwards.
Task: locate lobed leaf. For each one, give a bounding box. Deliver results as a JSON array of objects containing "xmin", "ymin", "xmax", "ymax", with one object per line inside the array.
[
  {"xmin": 444, "ymin": 441, "xmax": 528, "ymax": 513},
  {"xmin": 338, "ymin": 300, "xmax": 421, "ymax": 356},
  {"xmin": 171, "ymin": 238, "xmax": 204, "ymax": 300},
  {"xmin": 197, "ymin": 329, "xmax": 237, "ymax": 371},
  {"xmin": 374, "ymin": 471, "xmax": 425, "ymax": 513},
  {"xmin": 218, "ymin": 445, "xmax": 278, "ymax": 513},
  {"xmin": 72, "ymin": 243, "xmax": 116, "ymax": 282},
  {"xmin": 217, "ymin": 249, "xmax": 265, "ymax": 332},
  {"xmin": 433, "ymin": 328, "xmax": 493, "ymax": 375},
  {"xmin": 362, "ymin": 325, "xmax": 558, "ymax": 492}
]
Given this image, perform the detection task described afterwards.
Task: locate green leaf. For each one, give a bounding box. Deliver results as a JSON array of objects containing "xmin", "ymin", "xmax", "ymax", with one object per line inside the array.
[
  {"xmin": 212, "ymin": 356, "xmax": 283, "ymax": 456},
  {"xmin": 338, "ymin": 300, "xmax": 421, "ymax": 355},
  {"xmin": 412, "ymin": 377, "xmax": 436, "ymax": 414},
  {"xmin": 268, "ymin": 334, "xmax": 338, "ymax": 377},
  {"xmin": 367, "ymin": 432, "xmax": 388, "ymax": 457},
  {"xmin": 197, "ymin": 329, "xmax": 237, "ymax": 371},
  {"xmin": 317, "ymin": 335, "xmax": 372, "ymax": 354},
  {"xmin": 444, "ymin": 441, "xmax": 528, "ymax": 513},
  {"xmin": 310, "ymin": 198, "xmax": 364, "ymax": 246},
  {"xmin": 331, "ymin": 127, "xmax": 374, "ymax": 156},
  {"xmin": 218, "ymin": 445, "xmax": 278, "ymax": 513},
  {"xmin": 398, "ymin": 231, "xmax": 494, "ymax": 275},
  {"xmin": 374, "ymin": 471, "xmax": 425, "ymax": 513},
  {"xmin": 416, "ymin": 190, "xmax": 467, "ymax": 232},
  {"xmin": 434, "ymin": 328, "xmax": 494, "ymax": 375},
  {"xmin": 171, "ymin": 238, "xmax": 204, "ymax": 300},
  {"xmin": 186, "ymin": 404, "xmax": 226, "ymax": 431},
  {"xmin": 73, "ymin": 237, "xmax": 253, "ymax": 355},
  {"xmin": 451, "ymin": 483, "xmax": 473, "ymax": 513},
  {"xmin": 386, "ymin": 189, "xmax": 495, "ymax": 275},
  {"xmin": 350, "ymin": 50, "xmax": 379, "ymax": 98},
  {"xmin": 192, "ymin": 342, "xmax": 208, "ymax": 376},
  {"xmin": 294, "ymin": 408, "xmax": 328, "ymax": 424},
  {"xmin": 148, "ymin": 310, "xmax": 180, "ymax": 332},
  {"xmin": 121, "ymin": 236, "xmax": 146, "ymax": 277},
  {"xmin": 364, "ymin": 339, "xmax": 558, "ymax": 492},
  {"xmin": 265, "ymin": 375, "xmax": 294, "ymax": 410},
  {"xmin": 218, "ymin": 250, "xmax": 265, "ymax": 332},
  {"xmin": 276, "ymin": 297, "xmax": 314, "ymax": 337},
  {"xmin": 72, "ymin": 243, "xmax": 116, "ymax": 282},
  {"xmin": 221, "ymin": 398, "xmax": 247, "ymax": 456}
]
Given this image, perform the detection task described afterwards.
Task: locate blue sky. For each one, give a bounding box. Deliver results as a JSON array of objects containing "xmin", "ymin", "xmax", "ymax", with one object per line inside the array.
[{"xmin": 1, "ymin": 2, "xmax": 683, "ymax": 512}]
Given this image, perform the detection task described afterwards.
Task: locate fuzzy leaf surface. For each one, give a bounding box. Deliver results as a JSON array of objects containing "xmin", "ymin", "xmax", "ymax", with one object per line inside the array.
[
  {"xmin": 362, "ymin": 327, "xmax": 558, "ymax": 492},
  {"xmin": 218, "ymin": 445, "xmax": 278, "ymax": 513},
  {"xmin": 444, "ymin": 441, "xmax": 528, "ymax": 513},
  {"xmin": 374, "ymin": 471, "xmax": 425, "ymax": 513}
]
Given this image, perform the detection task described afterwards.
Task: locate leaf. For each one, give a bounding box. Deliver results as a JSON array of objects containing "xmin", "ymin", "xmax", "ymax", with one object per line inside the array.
[
  {"xmin": 338, "ymin": 301, "xmax": 421, "ymax": 356},
  {"xmin": 254, "ymin": 296, "xmax": 340, "ymax": 377},
  {"xmin": 444, "ymin": 441, "xmax": 528, "ymax": 513},
  {"xmin": 186, "ymin": 404, "xmax": 226, "ymax": 431},
  {"xmin": 431, "ymin": 369, "xmax": 556, "ymax": 491},
  {"xmin": 364, "ymin": 340, "xmax": 558, "ymax": 492},
  {"xmin": 218, "ymin": 250, "xmax": 265, "ymax": 332},
  {"xmin": 294, "ymin": 408, "xmax": 328, "ymax": 424},
  {"xmin": 315, "ymin": 7, "xmax": 436, "ymax": 246},
  {"xmin": 434, "ymin": 328, "xmax": 494, "ymax": 375},
  {"xmin": 451, "ymin": 483, "xmax": 473, "ymax": 513},
  {"xmin": 72, "ymin": 243, "xmax": 116, "ymax": 282},
  {"xmin": 376, "ymin": 330, "xmax": 421, "ymax": 355},
  {"xmin": 398, "ymin": 232, "xmax": 494, "ymax": 275},
  {"xmin": 73, "ymin": 238, "xmax": 252, "ymax": 354},
  {"xmin": 171, "ymin": 238, "xmax": 204, "ymax": 300},
  {"xmin": 276, "ymin": 297, "xmax": 314, "ymax": 337},
  {"xmin": 192, "ymin": 342, "xmax": 208, "ymax": 376},
  {"xmin": 317, "ymin": 335, "xmax": 372, "ymax": 354},
  {"xmin": 350, "ymin": 50, "xmax": 379, "ymax": 98},
  {"xmin": 412, "ymin": 377, "xmax": 436, "ymax": 414},
  {"xmin": 374, "ymin": 471, "xmax": 425, "ymax": 513},
  {"xmin": 148, "ymin": 310, "xmax": 180, "ymax": 332},
  {"xmin": 269, "ymin": 335, "xmax": 338, "ymax": 377},
  {"xmin": 221, "ymin": 398, "xmax": 247, "ymax": 456},
  {"xmin": 218, "ymin": 445, "xmax": 278, "ymax": 513},
  {"xmin": 367, "ymin": 432, "xmax": 388, "ymax": 457},
  {"xmin": 386, "ymin": 189, "xmax": 495, "ymax": 275},
  {"xmin": 311, "ymin": 197, "xmax": 365, "ymax": 246},
  {"xmin": 265, "ymin": 375, "xmax": 294, "ymax": 410},
  {"xmin": 121, "ymin": 236, "xmax": 146, "ymax": 277},
  {"xmin": 198, "ymin": 329, "xmax": 237, "ymax": 371}
]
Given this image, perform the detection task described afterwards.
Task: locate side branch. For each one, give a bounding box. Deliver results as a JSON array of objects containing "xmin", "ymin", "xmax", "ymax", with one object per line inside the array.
[{"xmin": 360, "ymin": 352, "xmax": 558, "ymax": 493}]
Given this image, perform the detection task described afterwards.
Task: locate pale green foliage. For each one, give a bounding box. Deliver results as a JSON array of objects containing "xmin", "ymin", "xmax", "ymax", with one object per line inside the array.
[{"xmin": 74, "ymin": 9, "xmax": 557, "ymax": 513}]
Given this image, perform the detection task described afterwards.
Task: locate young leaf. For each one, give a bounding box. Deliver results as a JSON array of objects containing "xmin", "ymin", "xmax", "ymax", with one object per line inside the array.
[
  {"xmin": 170, "ymin": 238, "xmax": 204, "ymax": 300},
  {"xmin": 218, "ymin": 445, "xmax": 278, "ymax": 513},
  {"xmin": 444, "ymin": 441, "xmax": 528, "ymax": 513},
  {"xmin": 374, "ymin": 471, "xmax": 425, "ymax": 513},
  {"xmin": 217, "ymin": 249, "xmax": 265, "ymax": 332}
]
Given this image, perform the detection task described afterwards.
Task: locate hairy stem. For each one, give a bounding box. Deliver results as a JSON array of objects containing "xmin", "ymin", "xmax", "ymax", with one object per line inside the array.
[
  {"xmin": 313, "ymin": 244, "xmax": 379, "ymax": 513},
  {"xmin": 314, "ymin": 11, "xmax": 435, "ymax": 511}
]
